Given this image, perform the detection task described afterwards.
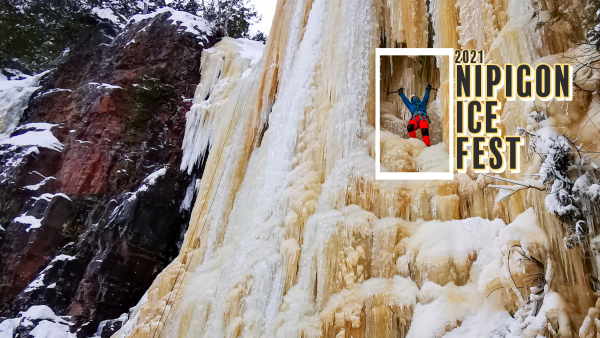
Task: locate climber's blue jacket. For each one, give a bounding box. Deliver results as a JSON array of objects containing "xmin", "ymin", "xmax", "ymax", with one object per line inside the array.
[{"xmin": 400, "ymin": 88, "xmax": 430, "ymax": 117}]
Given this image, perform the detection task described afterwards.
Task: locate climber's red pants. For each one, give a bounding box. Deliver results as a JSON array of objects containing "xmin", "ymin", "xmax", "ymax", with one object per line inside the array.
[{"xmin": 407, "ymin": 116, "xmax": 430, "ymax": 146}]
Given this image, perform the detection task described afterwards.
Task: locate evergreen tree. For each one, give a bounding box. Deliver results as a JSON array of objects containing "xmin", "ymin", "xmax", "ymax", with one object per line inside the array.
[
  {"xmin": 101, "ymin": 0, "xmax": 167, "ymax": 17},
  {"xmin": 171, "ymin": 0, "xmax": 200, "ymax": 15},
  {"xmin": 200, "ymin": 0, "xmax": 260, "ymax": 38},
  {"xmin": 0, "ymin": 0, "xmax": 262, "ymax": 73},
  {"xmin": 251, "ymin": 31, "xmax": 267, "ymax": 43},
  {"xmin": 0, "ymin": 0, "xmax": 100, "ymax": 72}
]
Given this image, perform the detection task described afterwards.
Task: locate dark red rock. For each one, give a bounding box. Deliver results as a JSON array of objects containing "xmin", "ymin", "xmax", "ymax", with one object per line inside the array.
[
  {"xmin": 66, "ymin": 167, "xmax": 190, "ymax": 326},
  {"xmin": 0, "ymin": 10, "xmax": 216, "ymax": 330},
  {"xmin": 0, "ymin": 194, "xmax": 76, "ymax": 309},
  {"xmin": 10, "ymin": 243, "xmax": 88, "ymax": 315},
  {"xmin": 22, "ymin": 13, "xmax": 214, "ymax": 197}
]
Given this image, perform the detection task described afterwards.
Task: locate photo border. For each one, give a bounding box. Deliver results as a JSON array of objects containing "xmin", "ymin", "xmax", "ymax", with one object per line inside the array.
[{"xmin": 375, "ymin": 48, "xmax": 455, "ymax": 180}]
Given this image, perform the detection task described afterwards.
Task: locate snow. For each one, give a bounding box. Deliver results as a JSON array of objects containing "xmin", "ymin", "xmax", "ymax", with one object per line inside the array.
[
  {"xmin": 406, "ymin": 217, "xmax": 504, "ymax": 264},
  {"xmin": 589, "ymin": 184, "xmax": 600, "ymax": 199},
  {"xmin": 54, "ymin": 254, "xmax": 75, "ymax": 261},
  {"xmin": 30, "ymin": 320, "xmax": 73, "ymax": 338},
  {"xmin": 489, "ymin": 176, "xmax": 545, "ymax": 203},
  {"xmin": 545, "ymin": 180, "xmax": 578, "ymax": 216},
  {"xmin": 0, "ymin": 146, "xmax": 38, "ymax": 183},
  {"xmin": 514, "ymin": 290, "xmax": 571, "ymax": 337},
  {"xmin": 20, "ymin": 306, "xmax": 58, "ymax": 321},
  {"xmin": 573, "ymin": 175, "xmax": 600, "ymax": 200},
  {"xmin": 86, "ymin": 82, "xmax": 123, "ymax": 90},
  {"xmin": 402, "ymin": 211, "xmax": 550, "ymax": 338},
  {"xmin": 407, "ymin": 282, "xmax": 482, "ymax": 338},
  {"xmin": 416, "ymin": 142, "xmax": 450, "ymax": 172},
  {"xmin": 14, "ymin": 214, "xmax": 43, "ymax": 232},
  {"xmin": 442, "ymin": 292, "xmax": 516, "ymax": 338},
  {"xmin": 12, "ymin": 193, "xmax": 73, "ymax": 232},
  {"xmin": 38, "ymin": 88, "xmax": 72, "ymax": 98},
  {"xmin": 389, "ymin": 276, "xmax": 420, "ymax": 306},
  {"xmin": 0, "ymin": 317, "xmax": 20, "ymax": 338},
  {"xmin": 235, "ymin": 38, "xmax": 265, "ymax": 65},
  {"xmin": 130, "ymin": 7, "xmax": 210, "ymax": 41},
  {"xmin": 574, "ymin": 175, "xmax": 591, "ymax": 194},
  {"xmin": 92, "ymin": 7, "xmax": 122, "ymax": 26},
  {"xmin": 23, "ymin": 255, "xmax": 75, "ymax": 293},
  {"xmin": 497, "ymin": 208, "xmax": 549, "ymax": 257},
  {"xmin": 379, "ymin": 130, "xmax": 427, "ymax": 172},
  {"xmin": 0, "ymin": 71, "xmax": 48, "ymax": 141},
  {"xmin": 24, "ymin": 175, "xmax": 56, "ymax": 191},
  {"xmin": 93, "ymin": 313, "xmax": 128, "ymax": 338},
  {"xmin": 0, "ymin": 306, "xmax": 74, "ymax": 338},
  {"xmin": 533, "ymin": 126, "xmax": 571, "ymax": 182},
  {"xmin": 143, "ymin": 167, "xmax": 167, "ymax": 185},
  {"xmin": 0, "ymin": 125, "xmax": 63, "ymax": 152},
  {"xmin": 20, "ymin": 122, "xmax": 56, "ymax": 131},
  {"xmin": 127, "ymin": 167, "xmax": 167, "ymax": 202},
  {"xmin": 398, "ymin": 217, "xmax": 506, "ymax": 285},
  {"xmin": 34, "ymin": 193, "xmax": 72, "ymax": 202}
]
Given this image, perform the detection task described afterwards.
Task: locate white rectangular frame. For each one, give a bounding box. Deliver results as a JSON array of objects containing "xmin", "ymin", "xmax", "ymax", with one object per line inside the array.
[{"xmin": 375, "ymin": 48, "xmax": 454, "ymax": 180}]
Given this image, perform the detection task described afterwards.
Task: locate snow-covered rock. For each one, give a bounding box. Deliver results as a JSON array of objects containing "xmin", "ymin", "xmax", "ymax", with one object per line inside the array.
[
  {"xmin": 0, "ymin": 305, "xmax": 73, "ymax": 338},
  {"xmin": 129, "ymin": 7, "xmax": 211, "ymax": 44}
]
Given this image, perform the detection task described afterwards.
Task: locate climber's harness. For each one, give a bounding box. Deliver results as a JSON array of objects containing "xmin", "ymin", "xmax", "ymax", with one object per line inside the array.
[
  {"xmin": 412, "ymin": 113, "xmax": 430, "ymax": 126},
  {"xmin": 414, "ymin": 112, "xmax": 431, "ymax": 124}
]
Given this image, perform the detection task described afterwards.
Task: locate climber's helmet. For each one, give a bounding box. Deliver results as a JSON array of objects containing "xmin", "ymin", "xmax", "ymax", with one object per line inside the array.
[{"xmin": 410, "ymin": 95, "xmax": 421, "ymax": 106}]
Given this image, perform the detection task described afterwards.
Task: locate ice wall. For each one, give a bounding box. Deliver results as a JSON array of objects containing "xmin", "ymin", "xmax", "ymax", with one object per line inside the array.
[
  {"xmin": 0, "ymin": 71, "xmax": 46, "ymax": 141},
  {"xmin": 114, "ymin": 0, "xmax": 600, "ymax": 337}
]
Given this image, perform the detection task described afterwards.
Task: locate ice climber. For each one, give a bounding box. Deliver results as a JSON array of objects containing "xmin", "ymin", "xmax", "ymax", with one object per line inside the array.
[{"xmin": 398, "ymin": 83, "xmax": 432, "ymax": 147}]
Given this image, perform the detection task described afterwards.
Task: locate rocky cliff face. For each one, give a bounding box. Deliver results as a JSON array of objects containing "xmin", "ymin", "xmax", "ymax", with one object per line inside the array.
[
  {"xmin": 110, "ymin": 1, "xmax": 600, "ymax": 338},
  {"xmin": 0, "ymin": 9, "xmax": 216, "ymax": 336}
]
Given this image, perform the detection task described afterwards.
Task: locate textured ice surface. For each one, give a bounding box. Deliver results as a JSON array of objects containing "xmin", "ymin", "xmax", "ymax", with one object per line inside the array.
[
  {"xmin": 113, "ymin": 0, "xmax": 594, "ymax": 337},
  {"xmin": 0, "ymin": 72, "xmax": 47, "ymax": 141}
]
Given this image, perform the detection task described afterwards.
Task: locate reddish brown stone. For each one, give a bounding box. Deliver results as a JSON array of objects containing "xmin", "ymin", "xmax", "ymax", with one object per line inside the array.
[{"xmin": 0, "ymin": 11, "xmax": 218, "ymax": 330}]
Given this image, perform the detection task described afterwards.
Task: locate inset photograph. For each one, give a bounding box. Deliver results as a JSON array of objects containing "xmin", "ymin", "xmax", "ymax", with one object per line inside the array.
[{"xmin": 376, "ymin": 48, "xmax": 454, "ymax": 180}]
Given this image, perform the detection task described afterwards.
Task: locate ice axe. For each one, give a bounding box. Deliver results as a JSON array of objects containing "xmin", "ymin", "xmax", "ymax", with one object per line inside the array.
[
  {"xmin": 424, "ymin": 83, "xmax": 438, "ymax": 91},
  {"xmin": 385, "ymin": 87, "xmax": 405, "ymax": 95},
  {"xmin": 385, "ymin": 85, "xmax": 438, "ymax": 95}
]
